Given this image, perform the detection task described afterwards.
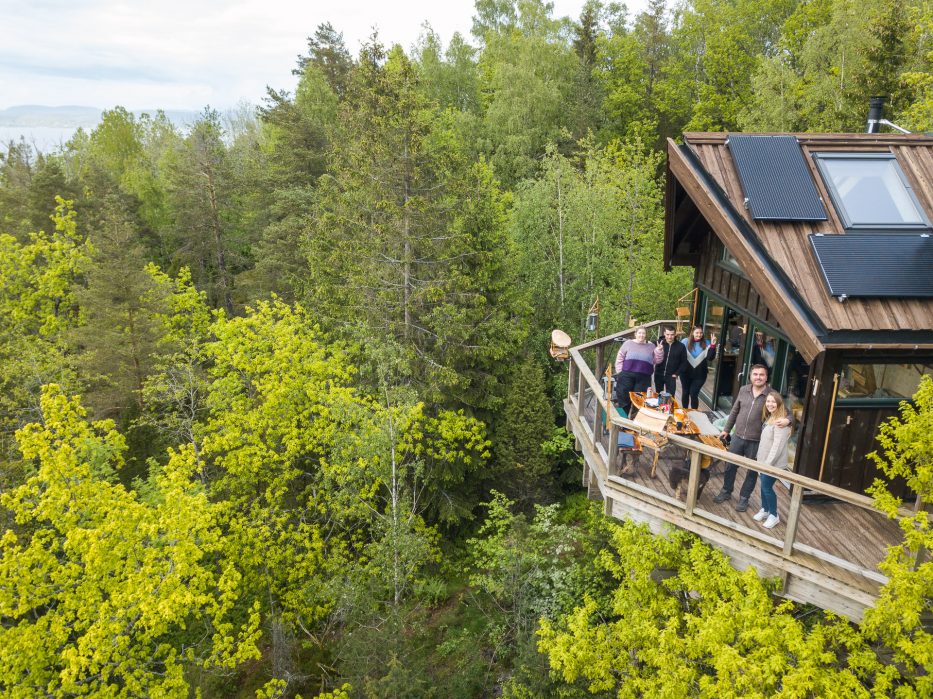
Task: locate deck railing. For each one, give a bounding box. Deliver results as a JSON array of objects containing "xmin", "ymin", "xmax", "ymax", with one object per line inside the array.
[{"xmin": 566, "ymin": 321, "xmax": 913, "ymax": 592}]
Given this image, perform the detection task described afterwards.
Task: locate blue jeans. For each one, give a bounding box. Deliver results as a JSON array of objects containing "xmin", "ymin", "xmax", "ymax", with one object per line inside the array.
[
  {"xmin": 720, "ymin": 437, "xmax": 760, "ymax": 499},
  {"xmin": 759, "ymin": 474, "xmax": 777, "ymax": 516}
]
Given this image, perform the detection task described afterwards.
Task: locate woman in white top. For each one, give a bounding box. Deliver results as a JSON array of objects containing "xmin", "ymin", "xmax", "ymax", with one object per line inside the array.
[{"xmin": 753, "ymin": 390, "xmax": 791, "ymax": 529}]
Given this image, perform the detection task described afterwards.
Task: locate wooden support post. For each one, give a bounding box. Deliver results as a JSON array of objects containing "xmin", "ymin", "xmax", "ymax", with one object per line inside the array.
[
  {"xmin": 603, "ymin": 494, "xmax": 613, "ymax": 516},
  {"xmin": 568, "ymin": 361, "xmax": 577, "ymax": 406},
  {"xmin": 582, "ymin": 461, "xmax": 589, "ymax": 487},
  {"xmin": 592, "ymin": 400, "xmax": 602, "ymax": 443},
  {"xmin": 783, "ymin": 484, "xmax": 805, "ymax": 556},
  {"xmin": 577, "ymin": 369, "xmax": 586, "ymax": 419},
  {"xmin": 596, "ymin": 345, "xmax": 605, "ymax": 387},
  {"xmin": 607, "ymin": 424, "xmax": 619, "ymax": 477},
  {"xmin": 684, "ymin": 449, "xmax": 702, "ymax": 516}
]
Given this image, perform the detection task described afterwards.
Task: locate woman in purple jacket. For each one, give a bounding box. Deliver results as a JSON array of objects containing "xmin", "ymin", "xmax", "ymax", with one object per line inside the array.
[{"xmin": 612, "ymin": 326, "xmax": 663, "ymax": 415}]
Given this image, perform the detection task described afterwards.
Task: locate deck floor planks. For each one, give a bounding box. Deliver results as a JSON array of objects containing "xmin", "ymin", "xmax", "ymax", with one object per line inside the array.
[{"xmin": 580, "ymin": 394, "xmax": 902, "ymax": 594}]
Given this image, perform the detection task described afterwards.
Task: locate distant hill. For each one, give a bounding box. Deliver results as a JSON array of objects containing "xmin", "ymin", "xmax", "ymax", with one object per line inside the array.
[{"xmin": 0, "ymin": 105, "xmax": 201, "ymax": 129}]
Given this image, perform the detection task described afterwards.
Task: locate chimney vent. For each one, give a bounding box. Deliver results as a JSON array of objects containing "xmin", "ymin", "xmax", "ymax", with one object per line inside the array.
[{"xmin": 867, "ymin": 96, "xmax": 886, "ymax": 133}]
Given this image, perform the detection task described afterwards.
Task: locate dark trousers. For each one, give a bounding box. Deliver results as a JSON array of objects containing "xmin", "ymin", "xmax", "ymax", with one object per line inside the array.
[
  {"xmin": 681, "ymin": 377, "xmax": 705, "ymax": 409},
  {"xmin": 653, "ymin": 372, "xmax": 676, "ymax": 396},
  {"xmin": 614, "ymin": 371, "xmax": 652, "ymax": 414},
  {"xmin": 720, "ymin": 436, "xmax": 760, "ymax": 499}
]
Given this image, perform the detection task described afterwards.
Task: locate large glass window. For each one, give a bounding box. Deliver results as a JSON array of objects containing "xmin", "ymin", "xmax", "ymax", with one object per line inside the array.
[
  {"xmin": 814, "ymin": 153, "xmax": 931, "ymax": 230},
  {"xmin": 700, "ymin": 299, "xmax": 724, "ymax": 402},
  {"xmin": 837, "ymin": 362, "xmax": 933, "ymax": 401}
]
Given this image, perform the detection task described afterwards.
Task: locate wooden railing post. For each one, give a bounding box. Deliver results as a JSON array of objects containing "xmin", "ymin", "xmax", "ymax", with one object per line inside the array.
[
  {"xmin": 684, "ymin": 449, "xmax": 702, "ymax": 516},
  {"xmin": 607, "ymin": 424, "xmax": 619, "ymax": 476},
  {"xmin": 783, "ymin": 484, "xmax": 804, "ymax": 555},
  {"xmin": 568, "ymin": 360, "xmax": 577, "ymax": 406},
  {"xmin": 592, "ymin": 400, "xmax": 602, "ymax": 443},
  {"xmin": 577, "ymin": 368, "xmax": 586, "ymax": 419},
  {"xmin": 595, "ymin": 345, "xmax": 606, "ymax": 386}
]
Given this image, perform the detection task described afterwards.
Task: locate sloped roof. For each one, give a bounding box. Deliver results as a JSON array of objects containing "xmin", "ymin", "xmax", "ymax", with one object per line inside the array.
[{"xmin": 666, "ymin": 132, "xmax": 933, "ymax": 360}]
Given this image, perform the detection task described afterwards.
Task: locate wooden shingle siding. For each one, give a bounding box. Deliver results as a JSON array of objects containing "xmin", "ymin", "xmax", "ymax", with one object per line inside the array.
[{"xmin": 696, "ymin": 237, "xmax": 780, "ymax": 328}]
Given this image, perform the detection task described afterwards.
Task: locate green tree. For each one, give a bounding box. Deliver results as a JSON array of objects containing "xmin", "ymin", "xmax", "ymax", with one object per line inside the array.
[
  {"xmin": 69, "ymin": 200, "xmax": 165, "ymax": 420},
  {"xmin": 307, "ymin": 42, "xmax": 519, "ymax": 411},
  {"xmin": 538, "ymin": 520, "xmax": 883, "ymax": 696},
  {"xmin": 742, "ymin": 0, "xmax": 918, "ymax": 132},
  {"xmin": 161, "ymin": 109, "xmax": 243, "ymax": 314},
  {"xmin": 247, "ymin": 63, "xmax": 340, "ymax": 301},
  {"xmin": 672, "ymin": 0, "xmax": 797, "ymax": 132},
  {"xmin": 295, "ymin": 22, "xmax": 355, "ymax": 98},
  {"xmin": 511, "ymin": 138, "xmax": 690, "ymax": 351},
  {"xmin": 865, "ymin": 374, "xmax": 933, "ymax": 695},
  {"xmin": 0, "ymin": 140, "xmax": 36, "ymax": 239},
  {"xmin": 0, "ymin": 386, "xmax": 261, "ymax": 696},
  {"xmin": 476, "ymin": 0, "xmax": 580, "ymax": 185},
  {"xmin": 597, "ymin": 0, "xmax": 680, "ymax": 145},
  {"xmin": 491, "ymin": 357, "xmax": 558, "ymax": 505},
  {"xmin": 0, "ymin": 198, "xmax": 88, "ymax": 468}
]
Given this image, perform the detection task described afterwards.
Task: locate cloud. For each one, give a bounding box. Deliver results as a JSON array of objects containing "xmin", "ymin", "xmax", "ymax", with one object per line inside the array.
[{"xmin": 0, "ymin": 0, "xmax": 606, "ymax": 110}]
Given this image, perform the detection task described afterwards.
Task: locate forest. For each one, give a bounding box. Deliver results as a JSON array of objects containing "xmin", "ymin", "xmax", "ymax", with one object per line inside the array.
[{"xmin": 2, "ymin": 0, "xmax": 933, "ymax": 696}]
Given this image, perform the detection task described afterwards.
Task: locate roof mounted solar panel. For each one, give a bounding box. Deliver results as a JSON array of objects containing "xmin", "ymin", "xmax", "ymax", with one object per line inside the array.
[
  {"xmin": 809, "ymin": 233, "xmax": 933, "ymax": 298},
  {"xmin": 727, "ymin": 135, "xmax": 828, "ymax": 221}
]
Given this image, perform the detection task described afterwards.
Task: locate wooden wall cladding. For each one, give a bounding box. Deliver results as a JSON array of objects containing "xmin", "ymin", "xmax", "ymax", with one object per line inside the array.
[{"xmin": 696, "ymin": 237, "xmax": 781, "ymax": 329}]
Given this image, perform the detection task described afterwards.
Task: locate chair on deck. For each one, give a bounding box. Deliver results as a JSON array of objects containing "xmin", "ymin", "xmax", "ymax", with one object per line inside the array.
[
  {"xmin": 625, "ymin": 407, "xmax": 674, "ymax": 479},
  {"xmin": 549, "ymin": 328, "xmax": 572, "ymax": 361},
  {"xmin": 675, "ymin": 306, "xmax": 691, "ymax": 335}
]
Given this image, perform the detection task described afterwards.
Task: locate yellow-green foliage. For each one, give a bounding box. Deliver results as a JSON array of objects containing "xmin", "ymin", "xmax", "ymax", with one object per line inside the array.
[
  {"xmin": 865, "ymin": 374, "xmax": 933, "ymax": 696},
  {"xmin": 538, "ymin": 521, "xmax": 880, "ymax": 697},
  {"xmin": 0, "ymin": 197, "xmax": 88, "ymax": 446},
  {"xmin": 0, "ymin": 386, "xmax": 261, "ymax": 697},
  {"xmin": 0, "ymin": 197, "xmax": 89, "ymax": 337}
]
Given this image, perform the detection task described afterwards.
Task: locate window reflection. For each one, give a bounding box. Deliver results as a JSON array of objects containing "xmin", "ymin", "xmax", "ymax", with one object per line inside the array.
[
  {"xmin": 750, "ymin": 329, "xmax": 778, "ymax": 380},
  {"xmin": 701, "ymin": 303, "xmax": 723, "ymax": 401},
  {"xmin": 838, "ymin": 363, "xmax": 933, "ymax": 400}
]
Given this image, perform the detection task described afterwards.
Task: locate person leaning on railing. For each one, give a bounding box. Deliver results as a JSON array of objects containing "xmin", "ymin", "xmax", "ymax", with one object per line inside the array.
[
  {"xmin": 612, "ymin": 326, "xmax": 664, "ymax": 415},
  {"xmin": 712, "ymin": 364, "xmax": 791, "ymax": 513}
]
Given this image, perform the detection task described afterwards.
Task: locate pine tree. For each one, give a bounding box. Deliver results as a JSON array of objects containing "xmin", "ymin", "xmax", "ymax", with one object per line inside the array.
[{"xmin": 307, "ymin": 41, "xmax": 519, "ymax": 411}]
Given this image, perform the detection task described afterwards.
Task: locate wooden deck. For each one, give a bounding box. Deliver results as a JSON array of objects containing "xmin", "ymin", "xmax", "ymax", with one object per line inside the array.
[{"xmin": 566, "ymin": 323, "xmax": 909, "ymax": 622}]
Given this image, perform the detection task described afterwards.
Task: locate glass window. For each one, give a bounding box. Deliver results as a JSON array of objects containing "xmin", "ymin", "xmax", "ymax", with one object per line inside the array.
[
  {"xmin": 814, "ymin": 153, "xmax": 931, "ymax": 229},
  {"xmin": 719, "ymin": 244, "xmax": 744, "ymax": 273},
  {"xmin": 837, "ymin": 363, "xmax": 933, "ymax": 400},
  {"xmin": 700, "ymin": 300, "xmax": 724, "ymax": 402},
  {"xmin": 749, "ymin": 328, "xmax": 779, "ymax": 382}
]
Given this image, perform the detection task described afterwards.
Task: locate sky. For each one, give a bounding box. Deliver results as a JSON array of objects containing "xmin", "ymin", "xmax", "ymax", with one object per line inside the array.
[{"xmin": 0, "ymin": 0, "xmax": 647, "ymax": 112}]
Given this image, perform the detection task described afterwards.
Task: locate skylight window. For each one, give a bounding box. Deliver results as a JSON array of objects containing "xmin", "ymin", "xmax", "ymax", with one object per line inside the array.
[{"xmin": 813, "ymin": 152, "xmax": 931, "ymax": 230}]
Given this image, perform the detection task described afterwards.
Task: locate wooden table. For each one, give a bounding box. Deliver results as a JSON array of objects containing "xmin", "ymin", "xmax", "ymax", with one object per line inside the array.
[{"xmin": 629, "ymin": 393, "xmax": 700, "ymax": 436}]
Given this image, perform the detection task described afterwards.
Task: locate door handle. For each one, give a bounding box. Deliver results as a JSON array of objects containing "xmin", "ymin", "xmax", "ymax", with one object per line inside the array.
[{"xmin": 846, "ymin": 415, "xmax": 854, "ymax": 425}]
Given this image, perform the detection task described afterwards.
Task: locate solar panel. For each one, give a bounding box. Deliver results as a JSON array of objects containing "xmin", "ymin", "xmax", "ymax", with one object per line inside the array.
[
  {"xmin": 809, "ymin": 233, "xmax": 933, "ymax": 298},
  {"xmin": 728, "ymin": 135, "xmax": 828, "ymax": 221}
]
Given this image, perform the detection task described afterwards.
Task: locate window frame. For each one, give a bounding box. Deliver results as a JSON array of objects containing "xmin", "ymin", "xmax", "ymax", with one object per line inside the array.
[
  {"xmin": 834, "ymin": 360, "xmax": 933, "ymax": 405},
  {"xmin": 812, "ymin": 152, "xmax": 932, "ymax": 232},
  {"xmin": 717, "ymin": 241, "xmax": 747, "ymax": 278}
]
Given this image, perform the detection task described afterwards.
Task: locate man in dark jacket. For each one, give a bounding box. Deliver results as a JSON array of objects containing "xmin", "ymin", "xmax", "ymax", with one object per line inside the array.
[
  {"xmin": 653, "ymin": 326, "xmax": 688, "ymax": 395},
  {"xmin": 713, "ymin": 364, "xmax": 791, "ymax": 512}
]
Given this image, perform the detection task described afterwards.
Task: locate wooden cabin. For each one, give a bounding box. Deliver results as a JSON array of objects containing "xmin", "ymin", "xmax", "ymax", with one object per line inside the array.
[
  {"xmin": 561, "ymin": 132, "xmax": 931, "ymax": 621},
  {"xmin": 666, "ymin": 132, "xmax": 933, "ymax": 498}
]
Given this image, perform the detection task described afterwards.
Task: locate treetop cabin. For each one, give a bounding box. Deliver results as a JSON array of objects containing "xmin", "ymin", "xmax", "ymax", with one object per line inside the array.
[
  {"xmin": 564, "ymin": 128, "xmax": 933, "ymax": 622},
  {"xmin": 666, "ymin": 131, "xmax": 933, "ymax": 498}
]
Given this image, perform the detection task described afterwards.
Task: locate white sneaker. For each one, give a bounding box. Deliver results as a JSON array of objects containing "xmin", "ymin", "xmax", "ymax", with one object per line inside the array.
[
  {"xmin": 752, "ymin": 508, "xmax": 768, "ymax": 521},
  {"xmin": 763, "ymin": 514, "xmax": 780, "ymax": 529}
]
